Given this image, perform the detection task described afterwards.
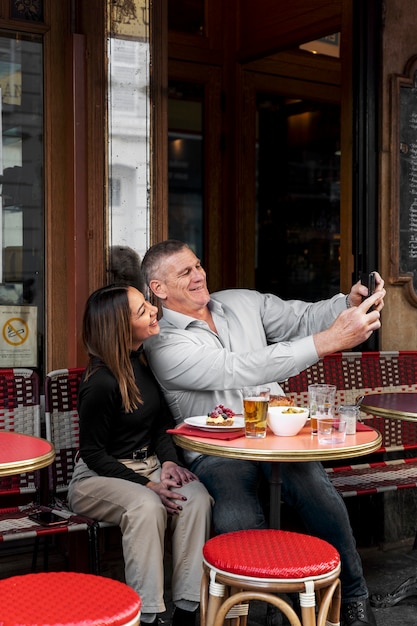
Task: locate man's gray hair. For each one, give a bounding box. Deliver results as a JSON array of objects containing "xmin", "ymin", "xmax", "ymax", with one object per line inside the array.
[{"xmin": 141, "ymin": 239, "xmax": 189, "ymax": 287}]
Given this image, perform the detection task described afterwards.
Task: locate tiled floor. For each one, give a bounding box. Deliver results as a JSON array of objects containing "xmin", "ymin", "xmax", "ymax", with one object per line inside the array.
[{"xmin": 1, "ymin": 536, "xmax": 417, "ymax": 625}]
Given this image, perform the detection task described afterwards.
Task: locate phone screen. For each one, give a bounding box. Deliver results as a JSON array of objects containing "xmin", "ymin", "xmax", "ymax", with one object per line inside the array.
[{"xmin": 29, "ymin": 511, "xmax": 68, "ymax": 526}]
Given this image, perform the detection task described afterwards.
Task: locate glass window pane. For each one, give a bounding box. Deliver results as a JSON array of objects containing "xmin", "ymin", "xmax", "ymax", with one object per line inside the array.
[
  {"xmin": 0, "ymin": 31, "xmax": 43, "ymax": 370},
  {"xmin": 256, "ymin": 94, "xmax": 340, "ymax": 301},
  {"xmin": 10, "ymin": 0, "xmax": 44, "ymax": 22},
  {"xmin": 168, "ymin": 0, "xmax": 205, "ymax": 36},
  {"xmin": 107, "ymin": 1, "xmax": 150, "ymax": 264},
  {"xmin": 168, "ymin": 81, "xmax": 204, "ymax": 260}
]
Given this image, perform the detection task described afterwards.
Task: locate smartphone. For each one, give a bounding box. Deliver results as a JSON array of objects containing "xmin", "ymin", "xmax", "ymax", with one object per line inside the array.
[
  {"xmin": 29, "ymin": 511, "xmax": 69, "ymax": 526},
  {"xmin": 360, "ymin": 271, "xmax": 376, "ymax": 311}
]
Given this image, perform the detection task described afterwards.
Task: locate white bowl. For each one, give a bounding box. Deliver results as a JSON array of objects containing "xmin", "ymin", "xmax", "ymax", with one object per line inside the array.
[{"xmin": 268, "ymin": 406, "xmax": 309, "ymax": 436}]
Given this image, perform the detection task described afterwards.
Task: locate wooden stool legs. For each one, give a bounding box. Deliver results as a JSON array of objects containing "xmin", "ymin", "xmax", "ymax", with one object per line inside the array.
[{"xmin": 201, "ymin": 562, "xmax": 341, "ymax": 626}]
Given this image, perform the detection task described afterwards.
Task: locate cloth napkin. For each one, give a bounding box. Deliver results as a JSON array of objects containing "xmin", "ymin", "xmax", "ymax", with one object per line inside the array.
[
  {"xmin": 167, "ymin": 423, "xmax": 246, "ymax": 441},
  {"xmin": 356, "ymin": 422, "xmax": 373, "ymax": 432}
]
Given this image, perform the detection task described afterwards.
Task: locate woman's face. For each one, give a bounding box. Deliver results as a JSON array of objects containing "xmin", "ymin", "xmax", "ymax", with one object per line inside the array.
[{"xmin": 127, "ymin": 287, "xmax": 160, "ymax": 350}]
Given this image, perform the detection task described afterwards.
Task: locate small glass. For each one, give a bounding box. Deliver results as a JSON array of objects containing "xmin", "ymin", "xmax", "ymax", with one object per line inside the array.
[
  {"xmin": 317, "ymin": 416, "xmax": 347, "ymax": 444},
  {"xmin": 241, "ymin": 386, "xmax": 270, "ymax": 438}
]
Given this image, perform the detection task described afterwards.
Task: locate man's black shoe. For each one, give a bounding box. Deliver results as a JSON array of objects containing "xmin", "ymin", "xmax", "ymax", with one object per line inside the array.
[
  {"xmin": 171, "ymin": 606, "xmax": 197, "ymax": 626},
  {"xmin": 341, "ymin": 599, "xmax": 377, "ymax": 626}
]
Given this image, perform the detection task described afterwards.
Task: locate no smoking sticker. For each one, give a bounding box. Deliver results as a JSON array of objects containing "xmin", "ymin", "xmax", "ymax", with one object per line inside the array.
[
  {"xmin": 3, "ymin": 317, "xmax": 29, "ymax": 346},
  {"xmin": 0, "ymin": 306, "xmax": 37, "ymax": 366}
]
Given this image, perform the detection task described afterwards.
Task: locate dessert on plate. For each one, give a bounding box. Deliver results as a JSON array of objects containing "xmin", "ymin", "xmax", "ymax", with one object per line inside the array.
[{"xmin": 206, "ymin": 404, "xmax": 235, "ymax": 426}]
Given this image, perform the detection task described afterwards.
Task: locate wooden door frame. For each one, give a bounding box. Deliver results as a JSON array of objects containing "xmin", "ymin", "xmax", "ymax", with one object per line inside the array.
[
  {"xmin": 45, "ymin": 0, "xmax": 106, "ymax": 372},
  {"xmin": 165, "ymin": 59, "xmax": 224, "ymax": 292}
]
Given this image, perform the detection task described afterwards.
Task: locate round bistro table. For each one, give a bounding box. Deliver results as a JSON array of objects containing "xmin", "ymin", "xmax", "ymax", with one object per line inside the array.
[
  {"xmin": 172, "ymin": 424, "xmax": 382, "ymax": 529},
  {"xmin": 360, "ymin": 391, "xmax": 417, "ymax": 422},
  {"xmin": 360, "ymin": 392, "xmax": 417, "ymax": 608}
]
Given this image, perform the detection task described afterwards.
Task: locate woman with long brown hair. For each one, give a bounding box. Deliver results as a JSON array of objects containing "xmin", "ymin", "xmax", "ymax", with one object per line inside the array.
[{"xmin": 68, "ymin": 284, "xmax": 212, "ymax": 626}]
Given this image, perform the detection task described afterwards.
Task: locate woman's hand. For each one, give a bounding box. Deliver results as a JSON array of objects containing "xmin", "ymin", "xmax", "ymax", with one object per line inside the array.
[
  {"xmin": 160, "ymin": 460, "xmax": 199, "ymax": 486},
  {"xmin": 145, "ymin": 461, "xmax": 199, "ymax": 515},
  {"xmin": 146, "ymin": 479, "xmax": 186, "ymax": 515}
]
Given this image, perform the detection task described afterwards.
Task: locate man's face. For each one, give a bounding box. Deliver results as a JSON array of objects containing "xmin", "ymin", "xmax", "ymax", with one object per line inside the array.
[{"xmin": 151, "ymin": 247, "xmax": 210, "ymax": 314}]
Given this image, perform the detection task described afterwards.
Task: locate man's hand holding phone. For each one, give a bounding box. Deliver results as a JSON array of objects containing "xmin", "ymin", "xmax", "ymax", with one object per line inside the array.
[
  {"xmin": 345, "ymin": 271, "xmax": 385, "ymax": 311},
  {"xmin": 360, "ymin": 271, "xmax": 377, "ymax": 312}
]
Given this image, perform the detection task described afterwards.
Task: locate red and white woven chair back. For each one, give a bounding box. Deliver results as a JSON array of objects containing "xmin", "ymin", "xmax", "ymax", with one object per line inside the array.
[
  {"xmin": 44, "ymin": 368, "xmax": 85, "ymax": 493},
  {"xmin": 0, "ymin": 368, "xmax": 41, "ymax": 495}
]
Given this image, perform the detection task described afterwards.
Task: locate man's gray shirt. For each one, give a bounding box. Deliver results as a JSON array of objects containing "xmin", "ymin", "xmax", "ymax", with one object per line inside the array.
[{"xmin": 144, "ymin": 288, "xmax": 346, "ymax": 461}]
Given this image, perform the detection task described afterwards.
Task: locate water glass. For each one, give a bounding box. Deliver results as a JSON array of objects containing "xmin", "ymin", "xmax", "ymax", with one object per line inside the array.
[
  {"xmin": 317, "ymin": 416, "xmax": 347, "ymax": 444},
  {"xmin": 308, "ymin": 384, "xmax": 337, "ymax": 434}
]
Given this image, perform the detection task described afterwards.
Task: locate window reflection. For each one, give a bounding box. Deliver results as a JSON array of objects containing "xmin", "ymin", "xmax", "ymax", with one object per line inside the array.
[
  {"xmin": 0, "ymin": 31, "xmax": 43, "ymax": 368},
  {"xmin": 108, "ymin": 1, "xmax": 150, "ymax": 264},
  {"xmin": 256, "ymin": 94, "xmax": 340, "ymax": 301},
  {"xmin": 168, "ymin": 81, "xmax": 204, "ymax": 260},
  {"xmin": 168, "ymin": 0, "xmax": 204, "ymax": 36}
]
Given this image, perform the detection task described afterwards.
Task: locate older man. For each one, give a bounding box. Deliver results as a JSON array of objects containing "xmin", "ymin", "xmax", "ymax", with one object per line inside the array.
[{"xmin": 142, "ymin": 239, "xmax": 385, "ymax": 626}]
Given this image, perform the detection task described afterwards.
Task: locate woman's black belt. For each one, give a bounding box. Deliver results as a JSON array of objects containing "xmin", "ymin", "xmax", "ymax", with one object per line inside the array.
[{"xmin": 131, "ymin": 447, "xmax": 153, "ymax": 460}]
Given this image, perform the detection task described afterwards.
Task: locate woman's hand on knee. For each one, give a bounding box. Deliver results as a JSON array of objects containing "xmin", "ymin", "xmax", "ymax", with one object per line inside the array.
[
  {"xmin": 146, "ymin": 480, "xmax": 187, "ymax": 515},
  {"xmin": 161, "ymin": 461, "xmax": 199, "ymax": 486}
]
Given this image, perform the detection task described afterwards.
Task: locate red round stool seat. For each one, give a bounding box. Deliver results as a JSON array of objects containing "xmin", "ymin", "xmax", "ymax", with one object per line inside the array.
[
  {"xmin": 0, "ymin": 572, "xmax": 141, "ymax": 626},
  {"xmin": 201, "ymin": 529, "xmax": 341, "ymax": 626},
  {"xmin": 203, "ymin": 528, "xmax": 340, "ymax": 581}
]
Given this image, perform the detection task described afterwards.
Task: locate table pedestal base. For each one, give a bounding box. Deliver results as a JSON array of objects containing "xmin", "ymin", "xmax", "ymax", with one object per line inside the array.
[{"xmin": 269, "ymin": 463, "xmax": 282, "ymax": 529}]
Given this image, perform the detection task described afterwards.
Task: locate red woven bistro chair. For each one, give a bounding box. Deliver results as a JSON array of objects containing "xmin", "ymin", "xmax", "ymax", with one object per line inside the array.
[
  {"xmin": 0, "ymin": 571, "xmax": 141, "ymax": 626},
  {"xmin": 0, "ymin": 369, "xmax": 94, "ymax": 572},
  {"xmin": 0, "ymin": 367, "xmax": 41, "ymax": 498},
  {"xmin": 44, "ymin": 368, "xmax": 116, "ymax": 573},
  {"xmin": 201, "ymin": 529, "xmax": 341, "ymax": 626}
]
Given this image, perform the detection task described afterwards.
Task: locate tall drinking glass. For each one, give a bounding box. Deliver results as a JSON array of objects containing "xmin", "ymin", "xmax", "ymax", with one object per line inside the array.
[
  {"xmin": 308, "ymin": 384, "xmax": 336, "ymax": 435},
  {"xmin": 241, "ymin": 386, "xmax": 270, "ymax": 438}
]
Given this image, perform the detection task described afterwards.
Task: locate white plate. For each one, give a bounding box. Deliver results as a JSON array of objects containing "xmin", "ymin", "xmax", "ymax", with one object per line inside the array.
[{"xmin": 184, "ymin": 415, "xmax": 245, "ymax": 431}]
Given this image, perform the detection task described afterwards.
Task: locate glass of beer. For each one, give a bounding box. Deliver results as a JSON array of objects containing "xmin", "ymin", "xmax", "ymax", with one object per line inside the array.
[
  {"xmin": 241, "ymin": 386, "xmax": 270, "ymax": 438},
  {"xmin": 308, "ymin": 384, "xmax": 336, "ymax": 434}
]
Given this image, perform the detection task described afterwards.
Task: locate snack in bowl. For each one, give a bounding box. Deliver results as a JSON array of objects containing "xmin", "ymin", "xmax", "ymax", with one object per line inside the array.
[
  {"xmin": 268, "ymin": 405, "xmax": 309, "ymax": 436},
  {"xmin": 206, "ymin": 404, "xmax": 235, "ymax": 426}
]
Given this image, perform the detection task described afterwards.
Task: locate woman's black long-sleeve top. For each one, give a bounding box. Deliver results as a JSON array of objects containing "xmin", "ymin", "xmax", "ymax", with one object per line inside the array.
[{"xmin": 78, "ymin": 349, "xmax": 180, "ymax": 486}]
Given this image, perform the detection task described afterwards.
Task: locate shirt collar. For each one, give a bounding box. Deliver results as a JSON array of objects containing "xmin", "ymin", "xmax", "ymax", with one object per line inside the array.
[{"xmin": 161, "ymin": 298, "xmax": 224, "ymax": 329}]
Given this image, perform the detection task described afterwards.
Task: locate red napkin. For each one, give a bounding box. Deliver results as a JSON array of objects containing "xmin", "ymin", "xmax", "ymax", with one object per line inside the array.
[
  {"xmin": 167, "ymin": 423, "xmax": 246, "ymax": 441},
  {"xmin": 356, "ymin": 423, "xmax": 373, "ymax": 432}
]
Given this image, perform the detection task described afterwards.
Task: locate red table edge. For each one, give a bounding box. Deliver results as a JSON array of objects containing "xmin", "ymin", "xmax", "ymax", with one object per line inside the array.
[{"xmin": 0, "ymin": 432, "xmax": 56, "ymax": 477}]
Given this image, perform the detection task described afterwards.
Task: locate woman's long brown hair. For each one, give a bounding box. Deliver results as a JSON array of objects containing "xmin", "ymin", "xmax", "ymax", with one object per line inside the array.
[{"xmin": 82, "ymin": 284, "xmax": 142, "ymax": 412}]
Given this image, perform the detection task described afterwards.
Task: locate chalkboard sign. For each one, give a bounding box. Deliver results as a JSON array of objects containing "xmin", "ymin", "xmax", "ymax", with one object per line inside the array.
[
  {"xmin": 390, "ymin": 55, "xmax": 417, "ymax": 306},
  {"xmin": 399, "ymin": 84, "xmax": 417, "ymax": 287}
]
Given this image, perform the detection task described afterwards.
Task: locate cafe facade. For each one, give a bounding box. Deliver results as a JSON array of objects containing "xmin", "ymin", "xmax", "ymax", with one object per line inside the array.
[{"xmin": 0, "ymin": 0, "xmax": 415, "ymax": 381}]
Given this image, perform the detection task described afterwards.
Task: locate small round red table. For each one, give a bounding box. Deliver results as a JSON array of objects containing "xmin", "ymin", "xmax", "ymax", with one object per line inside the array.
[
  {"xmin": 0, "ymin": 430, "xmax": 55, "ymax": 477},
  {"xmin": 360, "ymin": 391, "xmax": 417, "ymax": 422}
]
